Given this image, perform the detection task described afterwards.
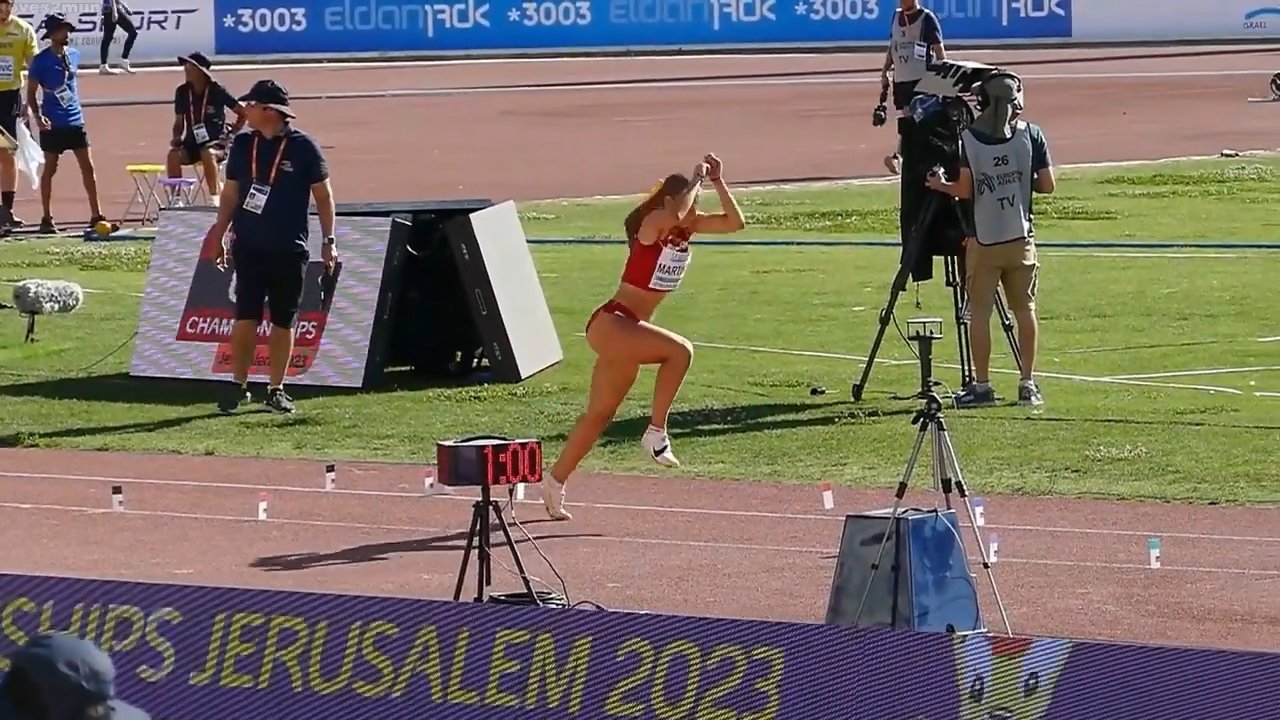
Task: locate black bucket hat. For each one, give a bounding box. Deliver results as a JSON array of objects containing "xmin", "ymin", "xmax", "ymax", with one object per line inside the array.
[
  {"xmin": 177, "ymin": 51, "xmax": 213, "ymax": 79},
  {"xmin": 39, "ymin": 12, "xmax": 75, "ymax": 40},
  {"xmin": 238, "ymin": 79, "xmax": 296, "ymax": 119},
  {"xmin": 5, "ymin": 632, "xmax": 151, "ymax": 720}
]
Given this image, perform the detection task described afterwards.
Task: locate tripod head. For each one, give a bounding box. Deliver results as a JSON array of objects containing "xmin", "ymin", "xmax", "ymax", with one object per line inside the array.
[{"xmin": 907, "ymin": 317, "xmax": 944, "ymax": 397}]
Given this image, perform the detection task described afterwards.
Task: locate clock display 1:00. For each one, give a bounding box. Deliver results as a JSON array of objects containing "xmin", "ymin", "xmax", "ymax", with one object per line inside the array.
[{"xmin": 484, "ymin": 441, "xmax": 543, "ymax": 485}]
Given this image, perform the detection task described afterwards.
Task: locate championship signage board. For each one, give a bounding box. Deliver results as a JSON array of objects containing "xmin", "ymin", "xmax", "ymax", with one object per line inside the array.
[{"xmin": 130, "ymin": 208, "xmax": 400, "ymax": 388}]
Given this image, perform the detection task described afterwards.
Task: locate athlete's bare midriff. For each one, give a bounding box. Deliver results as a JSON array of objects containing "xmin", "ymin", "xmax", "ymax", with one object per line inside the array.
[{"xmin": 609, "ymin": 282, "xmax": 666, "ymax": 323}]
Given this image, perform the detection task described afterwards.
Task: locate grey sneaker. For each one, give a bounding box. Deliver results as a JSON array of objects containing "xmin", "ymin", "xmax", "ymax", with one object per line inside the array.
[
  {"xmin": 954, "ymin": 383, "xmax": 998, "ymax": 408},
  {"xmin": 265, "ymin": 387, "xmax": 296, "ymax": 414},
  {"xmin": 1018, "ymin": 380, "xmax": 1045, "ymax": 407}
]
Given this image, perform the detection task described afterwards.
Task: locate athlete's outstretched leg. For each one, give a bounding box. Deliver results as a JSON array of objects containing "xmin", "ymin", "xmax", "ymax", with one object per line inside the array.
[{"xmin": 543, "ymin": 355, "xmax": 639, "ymax": 520}]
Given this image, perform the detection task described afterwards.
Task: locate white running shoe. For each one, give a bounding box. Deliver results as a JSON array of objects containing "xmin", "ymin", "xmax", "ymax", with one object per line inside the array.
[
  {"xmin": 541, "ymin": 471, "xmax": 572, "ymax": 521},
  {"xmin": 642, "ymin": 425, "xmax": 680, "ymax": 467},
  {"xmin": 120, "ymin": 60, "xmax": 135, "ymax": 74},
  {"xmin": 98, "ymin": 65, "xmax": 121, "ymax": 76}
]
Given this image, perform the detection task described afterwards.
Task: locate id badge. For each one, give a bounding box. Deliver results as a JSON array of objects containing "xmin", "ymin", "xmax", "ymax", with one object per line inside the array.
[
  {"xmin": 193, "ymin": 124, "xmax": 210, "ymax": 144},
  {"xmin": 243, "ymin": 183, "xmax": 270, "ymax": 214},
  {"xmin": 914, "ymin": 41, "xmax": 928, "ymax": 60},
  {"xmin": 54, "ymin": 85, "xmax": 74, "ymax": 107}
]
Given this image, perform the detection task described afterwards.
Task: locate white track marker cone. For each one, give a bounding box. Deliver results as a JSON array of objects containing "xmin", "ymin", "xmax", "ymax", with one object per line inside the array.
[
  {"xmin": 324, "ymin": 463, "xmax": 336, "ymax": 491},
  {"xmin": 988, "ymin": 532, "xmax": 999, "ymax": 564},
  {"xmin": 257, "ymin": 492, "xmax": 269, "ymax": 521},
  {"xmin": 110, "ymin": 485, "xmax": 123, "ymax": 512},
  {"xmin": 423, "ymin": 468, "xmax": 436, "ymax": 495},
  {"xmin": 1148, "ymin": 537, "xmax": 1162, "ymax": 569},
  {"xmin": 973, "ymin": 497, "xmax": 986, "ymax": 527},
  {"xmin": 514, "ymin": 483, "xmax": 526, "ymax": 501},
  {"xmin": 820, "ymin": 482, "xmax": 834, "ymax": 510}
]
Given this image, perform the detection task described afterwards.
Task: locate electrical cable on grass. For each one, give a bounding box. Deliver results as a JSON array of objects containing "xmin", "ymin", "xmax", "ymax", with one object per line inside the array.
[{"xmin": 0, "ymin": 331, "xmax": 137, "ymax": 379}]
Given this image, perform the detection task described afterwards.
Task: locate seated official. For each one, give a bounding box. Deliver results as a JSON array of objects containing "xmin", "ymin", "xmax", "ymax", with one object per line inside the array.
[
  {"xmin": 0, "ymin": 632, "xmax": 150, "ymax": 719},
  {"xmin": 167, "ymin": 52, "xmax": 243, "ymax": 203}
]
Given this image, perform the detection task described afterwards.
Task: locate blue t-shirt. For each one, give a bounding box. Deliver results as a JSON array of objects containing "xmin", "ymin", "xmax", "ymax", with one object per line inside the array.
[
  {"xmin": 225, "ymin": 125, "xmax": 328, "ymax": 255},
  {"xmin": 29, "ymin": 47, "xmax": 84, "ymax": 128}
]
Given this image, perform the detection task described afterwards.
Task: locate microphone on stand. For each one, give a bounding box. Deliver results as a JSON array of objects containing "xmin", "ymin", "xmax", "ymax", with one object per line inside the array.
[{"xmin": 11, "ymin": 279, "xmax": 84, "ymax": 343}]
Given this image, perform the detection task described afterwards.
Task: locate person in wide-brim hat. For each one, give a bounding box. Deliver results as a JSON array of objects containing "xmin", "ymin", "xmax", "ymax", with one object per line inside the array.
[
  {"xmin": 238, "ymin": 79, "xmax": 296, "ymax": 119},
  {"xmin": 39, "ymin": 12, "xmax": 75, "ymax": 41},
  {"xmin": 177, "ymin": 51, "xmax": 214, "ymax": 80}
]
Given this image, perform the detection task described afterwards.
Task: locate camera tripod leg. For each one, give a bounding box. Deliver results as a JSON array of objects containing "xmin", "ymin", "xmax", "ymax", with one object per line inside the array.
[
  {"xmin": 852, "ymin": 197, "xmax": 939, "ymax": 402},
  {"xmin": 945, "ymin": 256, "xmax": 975, "ymax": 389},
  {"xmin": 852, "ymin": 417, "xmax": 931, "ymax": 626},
  {"xmin": 453, "ymin": 502, "xmax": 483, "ymax": 602},
  {"xmin": 932, "ymin": 423, "xmax": 954, "ymax": 510},
  {"xmin": 994, "ymin": 289, "xmax": 1023, "ymax": 378},
  {"xmin": 935, "ymin": 419, "xmax": 1013, "ymax": 635}
]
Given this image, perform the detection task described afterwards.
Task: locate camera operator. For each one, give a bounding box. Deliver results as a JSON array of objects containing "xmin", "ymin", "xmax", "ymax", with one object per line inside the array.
[
  {"xmin": 880, "ymin": 0, "xmax": 946, "ymax": 175},
  {"xmin": 925, "ymin": 72, "xmax": 1054, "ymax": 408}
]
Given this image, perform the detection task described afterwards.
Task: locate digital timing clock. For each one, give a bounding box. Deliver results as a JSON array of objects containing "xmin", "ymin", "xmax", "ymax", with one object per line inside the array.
[{"xmin": 435, "ymin": 435, "xmax": 543, "ymax": 487}]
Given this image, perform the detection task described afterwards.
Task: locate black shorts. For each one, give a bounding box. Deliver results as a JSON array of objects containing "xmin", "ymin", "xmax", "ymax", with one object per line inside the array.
[
  {"xmin": 893, "ymin": 80, "xmax": 920, "ymax": 111},
  {"xmin": 0, "ymin": 89, "xmax": 20, "ymax": 140},
  {"xmin": 177, "ymin": 140, "xmax": 218, "ymax": 165},
  {"xmin": 231, "ymin": 245, "xmax": 307, "ymax": 329},
  {"xmin": 39, "ymin": 125, "xmax": 89, "ymax": 155}
]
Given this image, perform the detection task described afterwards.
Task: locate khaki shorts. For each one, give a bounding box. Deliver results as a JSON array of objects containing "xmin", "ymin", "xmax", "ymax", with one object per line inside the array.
[{"xmin": 964, "ymin": 238, "xmax": 1039, "ymax": 322}]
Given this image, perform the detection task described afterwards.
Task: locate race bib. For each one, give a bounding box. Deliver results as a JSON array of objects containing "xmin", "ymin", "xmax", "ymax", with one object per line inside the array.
[
  {"xmin": 54, "ymin": 85, "xmax": 74, "ymax": 107},
  {"xmin": 242, "ymin": 182, "xmax": 270, "ymax": 214},
  {"xmin": 914, "ymin": 42, "xmax": 928, "ymax": 60},
  {"xmin": 649, "ymin": 244, "xmax": 691, "ymax": 291},
  {"xmin": 0, "ymin": 57, "xmax": 13, "ymax": 84},
  {"xmin": 192, "ymin": 124, "xmax": 210, "ymax": 144}
]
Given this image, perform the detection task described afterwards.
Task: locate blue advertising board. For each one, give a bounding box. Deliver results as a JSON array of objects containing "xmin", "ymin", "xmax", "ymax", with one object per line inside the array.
[{"xmin": 211, "ymin": 0, "xmax": 1073, "ymax": 56}]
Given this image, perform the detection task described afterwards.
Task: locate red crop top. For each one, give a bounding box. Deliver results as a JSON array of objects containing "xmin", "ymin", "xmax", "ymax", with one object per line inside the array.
[{"xmin": 621, "ymin": 225, "xmax": 693, "ymax": 293}]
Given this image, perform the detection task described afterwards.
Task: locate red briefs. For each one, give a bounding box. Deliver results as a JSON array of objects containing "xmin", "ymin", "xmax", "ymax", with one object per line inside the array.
[{"xmin": 585, "ymin": 300, "xmax": 639, "ymax": 333}]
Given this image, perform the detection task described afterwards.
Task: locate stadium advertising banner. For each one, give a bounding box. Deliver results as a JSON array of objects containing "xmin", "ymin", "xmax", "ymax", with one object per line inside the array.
[
  {"xmin": 0, "ymin": 572, "xmax": 1276, "ymax": 720},
  {"xmin": 209, "ymin": 0, "xmax": 1073, "ymax": 56},
  {"xmin": 129, "ymin": 209, "xmax": 398, "ymax": 389},
  {"xmin": 18, "ymin": 1, "xmax": 216, "ymax": 68},
  {"xmin": 1073, "ymin": 0, "xmax": 1280, "ymax": 41}
]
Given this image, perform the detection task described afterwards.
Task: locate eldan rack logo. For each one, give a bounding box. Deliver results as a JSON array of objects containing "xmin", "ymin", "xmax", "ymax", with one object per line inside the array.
[{"xmin": 1244, "ymin": 6, "xmax": 1280, "ymax": 30}]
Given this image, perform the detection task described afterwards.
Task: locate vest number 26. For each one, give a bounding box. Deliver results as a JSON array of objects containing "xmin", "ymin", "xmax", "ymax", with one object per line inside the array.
[{"xmin": 992, "ymin": 155, "xmax": 1010, "ymax": 167}]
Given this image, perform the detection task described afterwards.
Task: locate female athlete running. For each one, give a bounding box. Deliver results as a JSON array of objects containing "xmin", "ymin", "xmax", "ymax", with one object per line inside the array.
[{"xmin": 541, "ymin": 153, "xmax": 746, "ymax": 521}]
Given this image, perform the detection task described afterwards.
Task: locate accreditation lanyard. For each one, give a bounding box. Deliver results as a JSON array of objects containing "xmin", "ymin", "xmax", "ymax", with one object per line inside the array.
[
  {"xmin": 252, "ymin": 135, "xmax": 288, "ymax": 187},
  {"xmin": 242, "ymin": 135, "xmax": 289, "ymax": 215},
  {"xmin": 188, "ymin": 86, "xmax": 210, "ymax": 141},
  {"xmin": 52, "ymin": 52, "xmax": 74, "ymax": 106}
]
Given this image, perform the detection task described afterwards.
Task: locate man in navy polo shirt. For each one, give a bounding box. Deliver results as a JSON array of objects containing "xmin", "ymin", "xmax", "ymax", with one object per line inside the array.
[
  {"xmin": 203, "ymin": 79, "xmax": 337, "ymax": 415},
  {"xmin": 25, "ymin": 13, "xmax": 107, "ymax": 234}
]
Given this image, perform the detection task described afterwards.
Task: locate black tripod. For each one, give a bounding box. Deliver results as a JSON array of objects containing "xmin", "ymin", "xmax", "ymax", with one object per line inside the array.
[
  {"xmin": 850, "ymin": 192, "xmax": 1022, "ymax": 401},
  {"xmin": 452, "ymin": 483, "xmax": 538, "ymax": 603},
  {"xmin": 851, "ymin": 328, "xmax": 1012, "ymax": 634}
]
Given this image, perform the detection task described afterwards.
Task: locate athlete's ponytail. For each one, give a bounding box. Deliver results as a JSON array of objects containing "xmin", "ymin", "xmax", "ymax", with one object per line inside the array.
[{"xmin": 624, "ymin": 173, "xmax": 690, "ymax": 245}]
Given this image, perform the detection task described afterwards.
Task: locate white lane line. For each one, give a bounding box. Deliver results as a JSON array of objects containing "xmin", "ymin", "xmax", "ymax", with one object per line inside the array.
[
  {"xmin": 0, "ymin": 280, "xmax": 144, "ymax": 298},
  {"xmin": 2, "ymin": 471, "xmax": 1276, "ymax": 543},
  {"xmin": 536, "ymin": 149, "xmax": 1280, "ymax": 202},
  {"xmin": 670, "ymin": 337, "xmax": 1247, "ymax": 395},
  {"xmin": 1259, "ymin": 336, "xmax": 1280, "ymax": 342},
  {"xmin": 1107, "ymin": 366, "xmax": 1280, "ymax": 380},
  {"xmin": 3, "ymin": 501, "xmax": 1274, "ymax": 576}
]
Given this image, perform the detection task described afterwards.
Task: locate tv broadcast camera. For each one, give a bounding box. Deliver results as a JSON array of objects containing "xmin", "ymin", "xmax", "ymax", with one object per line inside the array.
[{"xmin": 850, "ymin": 60, "xmax": 1024, "ymax": 402}]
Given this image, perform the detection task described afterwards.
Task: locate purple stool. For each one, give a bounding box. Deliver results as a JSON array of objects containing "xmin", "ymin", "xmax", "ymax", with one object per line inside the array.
[{"xmin": 158, "ymin": 177, "xmax": 198, "ymax": 212}]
